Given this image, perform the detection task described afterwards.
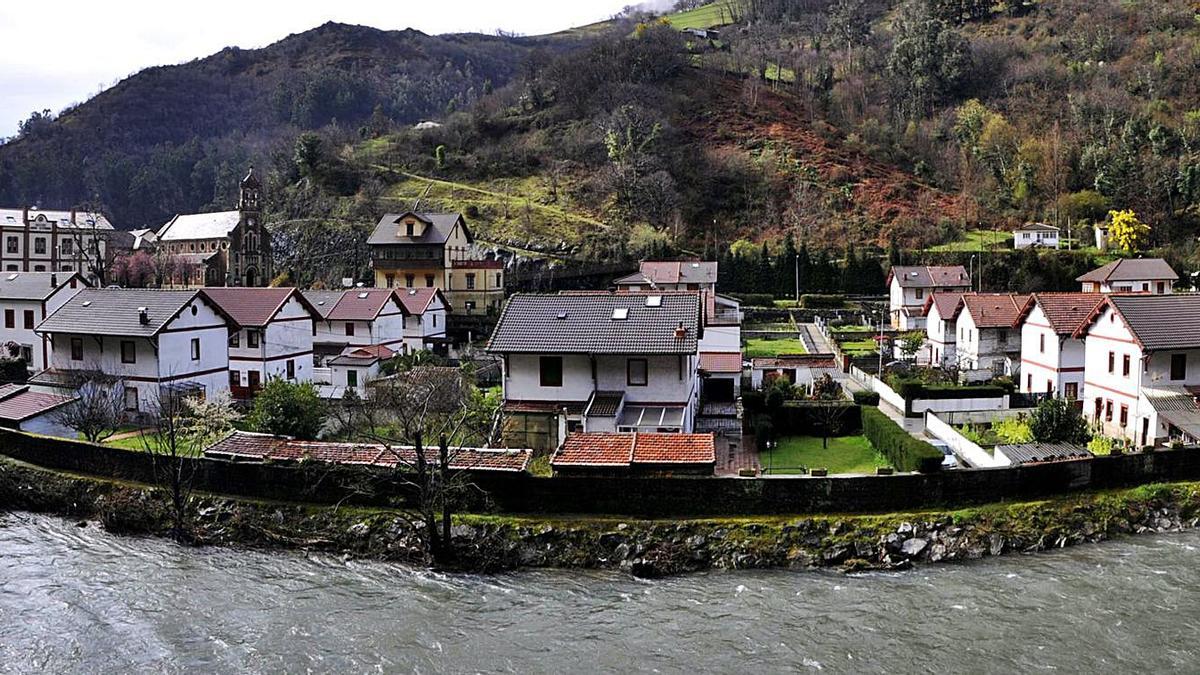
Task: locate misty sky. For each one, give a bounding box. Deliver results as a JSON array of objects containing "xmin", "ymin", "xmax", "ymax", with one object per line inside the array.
[{"xmin": 0, "ymin": 0, "xmax": 637, "ymax": 137}]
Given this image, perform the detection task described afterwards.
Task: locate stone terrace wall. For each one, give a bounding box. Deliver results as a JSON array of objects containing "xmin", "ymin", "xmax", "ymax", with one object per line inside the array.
[{"xmin": 5, "ymin": 430, "xmax": 1200, "ymax": 517}]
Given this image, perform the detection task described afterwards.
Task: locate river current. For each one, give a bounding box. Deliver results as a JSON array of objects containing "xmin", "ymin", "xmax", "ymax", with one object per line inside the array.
[{"xmin": 1, "ymin": 511, "xmax": 1197, "ymax": 673}]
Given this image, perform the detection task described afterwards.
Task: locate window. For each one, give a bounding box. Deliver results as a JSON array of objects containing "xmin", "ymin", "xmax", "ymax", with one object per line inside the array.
[
  {"xmin": 405, "ymin": 222, "xmax": 414, "ymax": 237},
  {"xmin": 425, "ymin": 274, "xmax": 435, "ymax": 287},
  {"xmin": 32, "ymin": 265, "xmax": 44, "ymax": 272},
  {"xmin": 1119, "ymin": 405, "xmax": 1128, "ymax": 428},
  {"xmin": 124, "ymin": 387, "xmax": 138, "ymax": 412},
  {"xmin": 1039, "ymin": 334, "xmax": 1045, "ymax": 353},
  {"xmin": 628, "ymin": 359, "xmax": 648, "ymax": 386},
  {"xmin": 495, "ymin": 273, "xmax": 502, "ymax": 287},
  {"xmin": 229, "ymin": 332, "xmax": 240, "ymax": 348},
  {"xmin": 539, "ymin": 356, "xmax": 563, "ymax": 387},
  {"xmin": 344, "ymin": 323, "xmax": 355, "ymax": 337},
  {"xmin": 998, "ymin": 329, "xmax": 1008, "ymax": 344},
  {"xmin": 1046, "ymin": 380, "xmax": 1053, "ymax": 394},
  {"xmin": 464, "ymin": 300, "xmax": 476, "ymax": 311},
  {"xmin": 1171, "ymin": 354, "xmax": 1187, "ymax": 381},
  {"xmin": 1026, "ymin": 373, "xmax": 1032, "ymax": 391},
  {"xmin": 1065, "ymin": 383, "xmax": 1078, "ymax": 399},
  {"xmin": 1107, "ymin": 351, "xmax": 1115, "ymax": 374},
  {"xmin": 1142, "ymin": 283, "xmax": 1149, "ymax": 292},
  {"xmin": 4, "ymin": 265, "xmax": 15, "ymax": 272},
  {"xmin": 3, "ymin": 310, "xmax": 12, "ymax": 329},
  {"xmin": 6, "ymin": 237, "xmax": 16, "ymax": 254},
  {"xmin": 230, "ymin": 370, "xmax": 240, "ymax": 387},
  {"xmin": 286, "ymin": 359, "xmax": 295, "ymax": 380},
  {"xmin": 70, "ymin": 337, "xmax": 83, "ymax": 361},
  {"xmin": 61, "ymin": 239, "xmax": 72, "ymax": 254},
  {"xmin": 1158, "ymin": 282, "xmax": 1166, "ymax": 294},
  {"xmin": 466, "ymin": 273, "xmax": 476, "ymax": 290},
  {"xmin": 33, "ymin": 238, "xmax": 45, "ymax": 254},
  {"xmin": 19, "ymin": 345, "xmax": 31, "ymax": 364},
  {"xmin": 121, "ymin": 340, "xmax": 137, "ymax": 364},
  {"xmin": 433, "ymin": 314, "xmax": 437, "ymax": 327},
  {"xmin": 915, "ymin": 288, "xmax": 924, "ymax": 299},
  {"xmin": 23, "ymin": 310, "xmax": 33, "ymax": 330},
  {"xmin": 346, "ymin": 369, "xmax": 358, "ymax": 388},
  {"xmin": 385, "ymin": 274, "xmax": 394, "ymax": 288},
  {"xmin": 405, "ymin": 274, "xmax": 414, "ymax": 288},
  {"xmin": 1122, "ymin": 354, "xmax": 1130, "ymax": 377},
  {"xmin": 190, "ymin": 337, "xmax": 200, "ymax": 361},
  {"xmin": 1105, "ymin": 400, "xmax": 1113, "ymax": 422},
  {"xmin": 247, "ymin": 330, "xmax": 260, "ymax": 348}
]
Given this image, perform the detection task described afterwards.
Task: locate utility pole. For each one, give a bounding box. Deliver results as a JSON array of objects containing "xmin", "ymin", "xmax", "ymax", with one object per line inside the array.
[
  {"xmin": 877, "ymin": 304, "xmax": 884, "ymax": 375},
  {"xmin": 794, "ymin": 254, "xmax": 800, "ymax": 305}
]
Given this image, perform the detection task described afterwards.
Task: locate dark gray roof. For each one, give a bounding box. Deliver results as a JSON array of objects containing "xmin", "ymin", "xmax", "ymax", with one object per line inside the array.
[
  {"xmin": 889, "ymin": 265, "xmax": 971, "ymax": 289},
  {"xmin": 1076, "ymin": 258, "xmax": 1178, "ymax": 283},
  {"xmin": 488, "ymin": 293, "xmax": 700, "ymax": 354},
  {"xmin": 0, "ymin": 272, "xmax": 82, "ymax": 301},
  {"xmin": 37, "ymin": 289, "xmax": 208, "ymax": 337},
  {"xmin": 995, "ymin": 442, "xmax": 1091, "ymax": 465},
  {"xmin": 1107, "ymin": 294, "xmax": 1200, "ymax": 350},
  {"xmin": 368, "ymin": 212, "xmax": 467, "ymax": 246},
  {"xmin": 302, "ymin": 290, "xmax": 346, "ymax": 319}
]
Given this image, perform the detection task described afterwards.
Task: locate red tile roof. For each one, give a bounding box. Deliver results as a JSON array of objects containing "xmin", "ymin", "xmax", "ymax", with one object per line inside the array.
[
  {"xmin": 200, "ymin": 287, "xmax": 312, "ymax": 327},
  {"xmin": 751, "ymin": 356, "xmax": 837, "ymax": 369},
  {"xmin": 958, "ymin": 293, "xmax": 1030, "ymax": 328},
  {"xmin": 394, "ymin": 287, "xmax": 446, "ymax": 315},
  {"xmin": 0, "ymin": 384, "xmax": 75, "ymax": 422},
  {"xmin": 203, "ymin": 431, "xmax": 530, "ymax": 472},
  {"xmin": 699, "ymin": 351, "xmax": 743, "ymax": 373},
  {"xmin": 553, "ymin": 432, "xmax": 716, "ymax": 467},
  {"xmin": 923, "ymin": 291, "xmax": 966, "ymax": 320},
  {"xmin": 326, "ymin": 289, "xmax": 405, "ymax": 321},
  {"xmin": 1016, "ymin": 293, "xmax": 1105, "ymax": 334}
]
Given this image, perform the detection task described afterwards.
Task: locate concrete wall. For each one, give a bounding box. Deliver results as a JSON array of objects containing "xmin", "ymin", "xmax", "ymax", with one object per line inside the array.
[{"xmin": 924, "ymin": 412, "xmax": 1008, "ymax": 468}]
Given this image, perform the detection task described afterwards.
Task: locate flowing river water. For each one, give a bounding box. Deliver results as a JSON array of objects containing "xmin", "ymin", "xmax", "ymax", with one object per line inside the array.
[{"xmin": 2, "ymin": 512, "xmax": 1198, "ymax": 674}]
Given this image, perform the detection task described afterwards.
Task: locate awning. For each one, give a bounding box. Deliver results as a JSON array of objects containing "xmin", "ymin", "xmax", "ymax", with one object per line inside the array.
[
  {"xmin": 1144, "ymin": 387, "xmax": 1200, "ymax": 439},
  {"xmin": 618, "ymin": 405, "xmax": 685, "ymax": 430}
]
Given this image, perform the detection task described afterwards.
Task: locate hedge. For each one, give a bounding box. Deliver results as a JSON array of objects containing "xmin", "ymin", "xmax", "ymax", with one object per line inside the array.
[
  {"xmin": 731, "ymin": 293, "xmax": 775, "ymax": 307},
  {"xmin": 852, "ymin": 390, "xmax": 880, "ymax": 406},
  {"xmin": 800, "ymin": 293, "xmax": 846, "ymax": 309},
  {"xmin": 891, "ymin": 380, "xmax": 1007, "ymax": 401},
  {"xmin": 861, "ymin": 407, "xmax": 943, "ymax": 473}
]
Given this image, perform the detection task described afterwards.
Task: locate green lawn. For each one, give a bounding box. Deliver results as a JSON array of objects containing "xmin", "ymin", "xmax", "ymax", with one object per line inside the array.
[
  {"xmin": 839, "ymin": 338, "xmax": 878, "ymax": 356},
  {"xmin": 760, "ymin": 435, "xmax": 890, "ymax": 475},
  {"xmin": 744, "ymin": 337, "xmax": 806, "ymax": 358},
  {"xmin": 103, "ymin": 432, "xmax": 204, "ymax": 457},
  {"xmin": 927, "ymin": 230, "xmax": 1013, "ymax": 252},
  {"xmin": 664, "ymin": 1, "xmax": 738, "ymax": 29}
]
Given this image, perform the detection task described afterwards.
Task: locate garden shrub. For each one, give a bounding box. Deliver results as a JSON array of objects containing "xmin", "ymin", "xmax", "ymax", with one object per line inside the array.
[
  {"xmin": 852, "ymin": 390, "xmax": 880, "ymax": 406},
  {"xmin": 732, "ymin": 293, "xmax": 775, "ymax": 307},
  {"xmin": 800, "ymin": 294, "xmax": 845, "ymax": 309},
  {"xmin": 861, "ymin": 407, "xmax": 943, "ymax": 472}
]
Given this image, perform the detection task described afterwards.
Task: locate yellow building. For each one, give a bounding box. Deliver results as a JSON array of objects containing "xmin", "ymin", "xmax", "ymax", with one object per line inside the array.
[{"xmin": 368, "ymin": 212, "xmax": 503, "ymax": 315}]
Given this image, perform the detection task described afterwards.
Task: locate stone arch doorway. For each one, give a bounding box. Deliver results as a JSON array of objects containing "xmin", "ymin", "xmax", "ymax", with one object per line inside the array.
[{"xmin": 244, "ymin": 268, "xmax": 258, "ymax": 287}]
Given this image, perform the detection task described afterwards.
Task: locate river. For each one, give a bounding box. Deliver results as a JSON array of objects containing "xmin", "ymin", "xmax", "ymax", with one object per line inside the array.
[{"xmin": 1, "ymin": 512, "xmax": 1198, "ymax": 674}]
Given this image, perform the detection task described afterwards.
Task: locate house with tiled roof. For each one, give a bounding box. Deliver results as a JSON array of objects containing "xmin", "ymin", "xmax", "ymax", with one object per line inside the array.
[
  {"xmin": 748, "ymin": 355, "xmax": 839, "ymax": 391},
  {"xmin": 324, "ymin": 344, "xmax": 397, "ymax": 398},
  {"xmin": 488, "ymin": 292, "xmax": 703, "ymax": 450},
  {"xmin": 1075, "ymin": 294, "xmax": 1200, "ymax": 447},
  {"xmin": 368, "ymin": 212, "xmax": 503, "ymax": 316},
  {"xmin": 0, "ymin": 271, "xmax": 87, "ymax": 374},
  {"xmin": 155, "ymin": 168, "xmax": 272, "ymax": 287},
  {"xmin": 1013, "ymin": 293, "xmax": 1104, "ymax": 398},
  {"xmin": 551, "ymin": 431, "xmax": 716, "ymax": 476},
  {"xmin": 303, "ymin": 288, "xmax": 411, "ymax": 365},
  {"xmin": 199, "ymin": 287, "xmax": 321, "ymax": 398},
  {"xmin": 0, "ymin": 206, "xmax": 114, "ymax": 284},
  {"xmin": 886, "ymin": 265, "xmax": 971, "ymax": 330},
  {"xmin": 921, "ymin": 291, "xmax": 967, "ymax": 368},
  {"xmin": 33, "ymin": 289, "xmax": 232, "ymax": 413},
  {"xmin": 1076, "ymin": 258, "xmax": 1178, "ymax": 294},
  {"xmin": 394, "ymin": 286, "xmax": 451, "ymax": 353},
  {"xmin": 0, "ymin": 383, "xmax": 77, "ymax": 438},
  {"xmin": 951, "ymin": 293, "xmax": 1029, "ymax": 381}
]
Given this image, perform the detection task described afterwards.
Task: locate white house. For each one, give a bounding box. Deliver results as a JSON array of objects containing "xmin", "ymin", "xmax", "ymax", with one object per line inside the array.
[
  {"xmin": 303, "ymin": 289, "xmax": 410, "ymax": 365},
  {"xmin": 325, "ymin": 344, "xmax": 396, "ymax": 398},
  {"xmin": 34, "ymin": 289, "xmax": 231, "ymax": 414},
  {"xmin": 1077, "ymin": 294, "xmax": 1200, "ymax": 447},
  {"xmin": 614, "ymin": 260, "xmax": 742, "ymax": 326},
  {"xmin": 1076, "ymin": 258, "xmax": 1178, "ymax": 294},
  {"xmin": 0, "ymin": 271, "xmax": 86, "ymax": 373},
  {"xmin": 394, "ymin": 287, "xmax": 451, "ymax": 354},
  {"xmin": 1013, "ymin": 222, "xmax": 1060, "ymax": 249},
  {"xmin": 488, "ymin": 292, "xmax": 702, "ymax": 451},
  {"xmin": 749, "ymin": 356, "xmax": 840, "ymax": 391},
  {"xmin": 0, "ymin": 207, "xmax": 114, "ymax": 282},
  {"xmin": 199, "ymin": 287, "xmax": 320, "ymax": 398},
  {"xmin": 887, "ymin": 265, "xmax": 971, "ymax": 330},
  {"xmin": 1014, "ymin": 293, "xmax": 1104, "ymax": 399},
  {"xmin": 922, "ymin": 291, "xmax": 966, "ymax": 367},
  {"xmin": 952, "ymin": 293, "xmax": 1029, "ymax": 382}
]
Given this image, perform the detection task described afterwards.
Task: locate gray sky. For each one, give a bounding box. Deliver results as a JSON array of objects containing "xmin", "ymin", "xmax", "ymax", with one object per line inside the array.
[{"xmin": 0, "ymin": 0, "xmax": 634, "ymax": 137}]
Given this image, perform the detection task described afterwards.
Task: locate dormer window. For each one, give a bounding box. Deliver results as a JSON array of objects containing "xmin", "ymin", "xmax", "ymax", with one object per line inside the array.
[{"xmin": 406, "ymin": 222, "xmax": 414, "ymax": 237}]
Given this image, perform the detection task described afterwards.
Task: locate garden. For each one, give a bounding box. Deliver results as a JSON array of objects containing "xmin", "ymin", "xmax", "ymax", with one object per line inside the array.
[
  {"xmin": 759, "ymin": 435, "xmax": 889, "ymax": 475},
  {"xmin": 744, "ymin": 336, "xmax": 807, "ymax": 358}
]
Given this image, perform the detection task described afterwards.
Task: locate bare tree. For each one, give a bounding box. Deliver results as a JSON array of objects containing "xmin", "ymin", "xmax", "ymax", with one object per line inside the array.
[
  {"xmin": 51, "ymin": 369, "xmax": 127, "ymax": 443},
  {"xmin": 67, "ymin": 200, "xmax": 113, "ymax": 286},
  {"xmin": 809, "ymin": 373, "xmax": 848, "ymax": 449},
  {"xmin": 331, "ymin": 365, "xmax": 500, "ymax": 565}
]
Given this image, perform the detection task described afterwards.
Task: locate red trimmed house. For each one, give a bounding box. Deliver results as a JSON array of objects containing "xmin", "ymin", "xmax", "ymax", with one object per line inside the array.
[{"xmin": 1013, "ymin": 293, "xmax": 1104, "ymax": 399}]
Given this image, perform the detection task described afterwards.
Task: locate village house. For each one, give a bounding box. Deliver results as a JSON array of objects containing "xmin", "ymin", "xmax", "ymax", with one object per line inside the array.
[
  {"xmin": 303, "ymin": 289, "xmax": 410, "ymax": 366},
  {"xmin": 394, "ymin": 286, "xmax": 451, "ymax": 354},
  {"xmin": 1076, "ymin": 258, "xmax": 1177, "ymax": 294},
  {"xmin": 199, "ymin": 287, "xmax": 320, "ymax": 399},
  {"xmin": 488, "ymin": 292, "xmax": 702, "ymax": 451},
  {"xmin": 1076, "ymin": 294, "xmax": 1200, "ymax": 447},
  {"xmin": 33, "ymin": 289, "xmax": 231, "ymax": 414},
  {"xmin": 887, "ymin": 265, "xmax": 971, "ymax": 330},
  {"xmin": 155, "ymin": 168, "xmax": 273, "ymax": 287},
  {"xmin": 1012, "ymin": 222, "xmax": 1060, "ymax": 249},
  {"xmin": 749, "ymin": 355, "xmax": 839, "ymax": 392},
  {"xmin": 0, "ymin": 272, "xmax": 86, "ymax": 373},
  {"xmin": 921, "ymin": 291, "xmax": 967, "ymax": 367},
  {"xmin": 0, "ymin": 206, "xmax": 114, "ymax": 282},
  {"xmin": 0, "ymin": 383, "xmax": 77, "ymax": 438},
  {"xmin": 952, "ymin": 293, "xmax": 1029, "ymax": 382},
  {"xmin": 324, "ymin": 344, "xmax": 396, "ymax": 398},
  {"xmin": 1013, "ymin": 293, "xmax": 1104, "ymax": 399},
  {"xmin": 551, "ymin": 431, "xmax": 716, "ymax": 476},
  {"xmin": 368, "ymin": 212, "xmax": 503, "ymax": 316}
]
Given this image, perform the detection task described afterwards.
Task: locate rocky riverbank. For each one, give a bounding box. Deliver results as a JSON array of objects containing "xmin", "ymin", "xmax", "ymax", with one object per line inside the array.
[{"xmin": 3, "ymin": 457, "xmax": 1199, "ymax": 576}]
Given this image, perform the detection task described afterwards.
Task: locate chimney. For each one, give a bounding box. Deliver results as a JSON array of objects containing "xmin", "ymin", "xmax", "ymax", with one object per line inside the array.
[
  {"xmin": 69, "ymin": 208, "xmax": 76, "ymax": 225},
  {"xmin": 21, "ymin": 207, "xmax": 28, "ymax": 225},
  {"xmin": 50, "ymin": 273, "xmax": 57, "ymax": 287},
  {"xmin": 138, "ymin": 307, "xmax": 149, "ymax": 325},
  {"xmin": 674, "ymin": 321, "xmax": 687, "ymax": 339}
]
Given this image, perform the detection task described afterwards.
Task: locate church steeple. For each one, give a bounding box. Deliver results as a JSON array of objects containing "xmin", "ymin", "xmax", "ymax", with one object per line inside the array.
[{"xmin": 238, "ymin": 165, "xmax": 261, "ymax": 212}]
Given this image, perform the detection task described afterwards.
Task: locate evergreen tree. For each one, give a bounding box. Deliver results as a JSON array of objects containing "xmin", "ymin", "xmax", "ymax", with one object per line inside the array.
[
  {"xmin": 797, "ymin": 241, "xmax": 811, "ymax": 296},
  {"xmin": 841, "ymin": 243, "xmax": 858, "ymax": 294}
]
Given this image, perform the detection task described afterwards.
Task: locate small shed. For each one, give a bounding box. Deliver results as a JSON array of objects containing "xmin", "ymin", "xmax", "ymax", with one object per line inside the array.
[{"xmin": 993, "ymin": 442, "xmax": 1091, "ymax": 466}]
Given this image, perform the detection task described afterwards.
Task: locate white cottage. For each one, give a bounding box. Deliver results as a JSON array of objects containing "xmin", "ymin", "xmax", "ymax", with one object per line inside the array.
[
  {"xmin": 303, "ymin": 289, "xmax": 410, "ymax": 365},
  {"xmin": 887, "ymin": 265, "xmax": 971, "ymax": 330},
  {"xmin": 394, "ymin": 287, "xmax": 451, "ymax": 354},
  {"xmin": 1012, "ymin": 223, "xmax": 1060, "ymax": 249},
  {"xmin": 0, "ymin": 271, "xmax": 86, "ymax": 373},
  {"xmin": 1013, "ymin": 293, "xmax": 1104, "ymax": 399},
  {"xmin": 921, "ymin": 291, "xmax": 967, "ymax": 368},
  {"xmin": 952, "ymin": 293, "xmax": 1029, "ymax": 381},
  {"xmin": 1076, "ymin": 258, "xmax": 1178, "ymax": 294},
  {"xmin": 199, "ymin": 287, "xmax": 320, "ymax": 398},
  {"xmin": 34, "ymin": 289, "xmax": 231, "ymax": 413}
]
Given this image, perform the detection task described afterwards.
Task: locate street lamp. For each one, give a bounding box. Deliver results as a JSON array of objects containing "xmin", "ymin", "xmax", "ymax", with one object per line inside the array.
[{"xmin": 969, "ymin": 254, "xmax": 977, "ymax": 292}]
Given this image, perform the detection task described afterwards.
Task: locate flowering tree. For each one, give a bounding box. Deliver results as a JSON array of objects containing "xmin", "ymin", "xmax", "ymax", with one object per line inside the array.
[
  {"xmin": 112, "ymin": 251, "xmax": 159, "ymax": 287},
  {"xmin": 1106, "ymin": 209, "xmax": 1150, "ymax": 253}
]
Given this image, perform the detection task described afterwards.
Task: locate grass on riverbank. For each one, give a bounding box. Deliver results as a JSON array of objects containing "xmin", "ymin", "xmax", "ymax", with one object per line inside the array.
[
  {"xmin": 744, "ymin": 337, "xmax": 806, "ymax": 358},
  {"xmin": 760, "ymin": 436, "xmax": 890, "ymax": 475}
]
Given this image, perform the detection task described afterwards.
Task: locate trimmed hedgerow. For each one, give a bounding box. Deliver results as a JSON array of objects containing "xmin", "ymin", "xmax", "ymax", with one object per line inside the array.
[{"xmin": 861, "ymin": 407, "xmax": 943, "ymax": 473}]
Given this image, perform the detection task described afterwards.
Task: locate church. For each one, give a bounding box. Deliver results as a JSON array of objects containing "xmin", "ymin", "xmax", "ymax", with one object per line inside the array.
[{"xmin": 155, "ymin": 167, "xmax": 273, "ymax": 287}]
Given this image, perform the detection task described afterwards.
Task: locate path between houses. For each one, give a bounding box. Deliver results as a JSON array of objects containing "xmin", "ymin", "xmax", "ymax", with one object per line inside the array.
[
  {"xmin": 106, "ymin": 428, "xmax": 152, "ymax": 442},
  {"xmin": 797, "ymin": 323, "xmax": 835, "ymax": 354}
]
